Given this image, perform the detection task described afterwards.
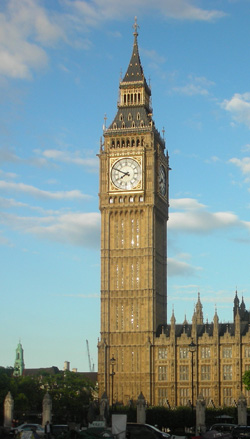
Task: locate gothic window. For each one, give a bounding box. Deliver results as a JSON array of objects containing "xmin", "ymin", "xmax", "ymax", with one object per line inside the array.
[
  {"xmin": 122, "ymin": 123, "xmax": 125, "ymax": 129},
  {"xmin": 113, "ymin": 123, "xmax": 117, "ymax": 129},
  {"xmin": 131, "ymin": 304, "xmax": 134, "ymax": 328},
  {"xmin": 119, "ymin": 197, "xmax": 123, "ymax": 203},
  {"xmin": 117, "ymin": 140, "xmax": 120, "ymax": 147},
  {"xmin": 130, "ymin": 263, "xmax": 134, "ymax": 288},
  {"xmin": 120, "ymin": 114, "xmax": 123, "ymax": 121},
  {"xmin": 245, "ymin": 347, "xmax": 250, "ymax": 358},
  {"xmin": 158, "ymin": 388, "xmax": 168, "ymax": 406},
  {"xmin": 116, "ymin": 304, "xmax": 119, "ymax": 330},
  {"xmin": 124, "ymin": 95, "xmax": 126, "ymax": 104},
  {"xmin": 140, "ymin": 120, "xmax": 144, "ymax": 127},
  {"xmin": 201, "ymin": 347, "xmax": 211, "ymax": 358},
  {"xmin": 121, "ymin": 305, "xmax": 124, "ymax": 330},
  {"xmin": 179, "ymin": 365, "xmax": 189, "ymax": 381},
  {"xmin": 132, "ymin": 138, "xmax": 135, "ymax": 146},
  {"xmin": 128, "ymin": 113, "xmax": 132, "ymax": 121},
  {"xmin": 158, "ymin": 366, "xmax": 167, "ymax": 381},
  {"xmin": 137, "ymin": 112, "xmax": 140, "ymax": 120},
  {"xmin": 121, "ymin": 264, "xmax": 124, "ymax": 288},
  {"xmin": 131, "ymin": 94, "xmax": 133, "ymax": 104},
  {"xmin": 200, "ymin": 388, "xmax": 211, "ymax": 405},
  {"xmin": 223, "ymin": 347, "xmax": 232, "ymax": 358},
  {"xmin": 201, "ymin": 365, "xmax": 211, "ymax": 380},
  {"xmin": 180, "ymin": 388, "xmax": 189, "ymax": 406},
  {"xmin": 138, "ymin": 93, "xmax": 140, "ymax": 103},
  {"xmin": 132, "ymin": 122, "xmax": 135, "ymax": 128},
  {"xmin": 136, "ymin": 138, "xmax": 140, "ymax": 147},
  {"xmin": 127, "ymin": 139, "xmax": 130, "ymax": 147},
  {"xmin": 223, "ymin": 365, "xmax": 232, "ymax": 380},
  {"xmin": 131, "ymin": 218, "xmax": 134, "ymax": 247},
  {"xmin": 122, "ymin": 139, "xmax": 125, "ymax": 146},
  {"xmin": 136, "ymin": 260, "xmax": 139, "ymax": 288},
  {"xmin": 114, "ymin": 217, "xmax": 118, "ymax": 247},
  {"xmin": 129, "ymin": 196, "xmax": 134, "ymax": 202},
  {"xmin": 136, "ymin": 218, "xmax": 139, "ymax": 247},
  {"xmin": 180, "ymin": 347, "xmax": 189, "ymax": 359},
  {"xmin": 223, "ymin": 387, "xmax": 233, "ymax": 406},
  {"xmin": 109, "ymin": 197, "xmax": 113, "ymax": 204},
  {"xmin": 121, "ymin": 218, "xmax": 124, "ymax": 247},
  {"xmin": 111, "ymin": 140, "xmax": 115, "ymax": 148},
  {"xmin": 131, "ymin": 351, "xmax": 135, "ymax": 372},
  {"xmin": 116, "ymin": 263, "xmax": 119, "ymax": 289},
  {"xmin": 158, "ymin": 348, "xmax": 168, "ymax": 359},
  {"xmin": 121, "ymin": 349, "xmax": 124, "ymax": 372}
]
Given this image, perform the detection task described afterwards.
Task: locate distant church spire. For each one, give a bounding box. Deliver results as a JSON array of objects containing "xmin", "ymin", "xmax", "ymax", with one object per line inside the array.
[{"xmin": 13, "ymin": 341, "xmax": 25, "ymax": 377}]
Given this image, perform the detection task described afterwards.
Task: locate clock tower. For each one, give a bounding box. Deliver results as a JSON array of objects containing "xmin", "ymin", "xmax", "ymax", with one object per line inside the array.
[{"xmin": 98, "ymin": 19, "xmax": 169, "ymax": 405}]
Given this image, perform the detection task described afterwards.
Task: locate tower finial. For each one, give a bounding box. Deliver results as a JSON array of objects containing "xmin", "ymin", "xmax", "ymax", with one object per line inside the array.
[{"xmin": 133, "ymin": 16, "xmax": 139, "ymax": 37}]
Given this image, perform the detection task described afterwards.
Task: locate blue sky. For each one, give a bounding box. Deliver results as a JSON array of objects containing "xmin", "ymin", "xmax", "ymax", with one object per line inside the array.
[{"xmin": 1, "ymin": 0, "xmax": 250, "ymax": 372}]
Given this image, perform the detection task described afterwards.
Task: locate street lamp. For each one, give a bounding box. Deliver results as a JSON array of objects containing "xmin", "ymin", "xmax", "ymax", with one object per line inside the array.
[
  {"xmin": 189, "ymin": 339, "xmax": 196, "ymax": 427},
  {"xmin": 110, "ymin": 355, "xmax": 116, "ymax": 410}
]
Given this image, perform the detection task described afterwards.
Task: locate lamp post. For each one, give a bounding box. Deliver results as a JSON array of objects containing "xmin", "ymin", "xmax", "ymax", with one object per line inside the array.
[
  {"xmin": 110, "ymin": 355, "xmax": 116, "ymax": 410},
  {"xmin": 189, "ymin": 339, "xmax": 196, "ymax": 428}
]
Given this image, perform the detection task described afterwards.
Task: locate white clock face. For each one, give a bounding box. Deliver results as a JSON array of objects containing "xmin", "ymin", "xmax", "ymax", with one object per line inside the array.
[
  {"xmin": 159, "ymin": 164, "xmax": 166, "ymax": 196},
  {"xmin": 111, "ymin": 157, "xmax": 141, "ymax": 190}
]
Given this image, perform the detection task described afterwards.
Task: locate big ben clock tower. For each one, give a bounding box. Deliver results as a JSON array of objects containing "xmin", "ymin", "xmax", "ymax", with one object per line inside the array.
[{"xmin": 98, "ymin": 19, "xmax": 169, "ymax": 405}]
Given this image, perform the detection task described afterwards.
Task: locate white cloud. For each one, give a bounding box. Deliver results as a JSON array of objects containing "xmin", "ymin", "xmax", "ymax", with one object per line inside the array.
[
  {"xmin": 0, "ymin": 0, "xmax": 226, "ymax": 80},
  {"xmin": 42, "ymin": 149, "xmax": 98, "ymax": 169},
  {"xmin": 0, "ymin": 180, "xmax": 89, "ymax": 200},
  {"xmin": 170, "ymin": 198, "xmax": 206, "ymax": 210},
  {"xmin": 169, "ymin": 197, "xmax": 250, "ymax": 233},
  {"xmin": 68, "ymin": 0, "xmax": 225, "ymax": 23},
  {"xmin": 229, "ymin": 157, "xmax": 250, "ymax": 175},
  {"xmin": 0, "ymin": 0, "xmax": 65, "ymax": 79},
  {"xmin": 0, "ymin": 211, "xmax": 100, "ymax": 248},
  {"xmin": 173, "ymin": 75, "xmax": 215, "ymax": 96},
  {"xmin": 168, "ymin": 257, "xmax": 202, "ymax": 277},
  {"xmin": 222, "ymin": 93, "xmax": 250, "ymax": 128}
]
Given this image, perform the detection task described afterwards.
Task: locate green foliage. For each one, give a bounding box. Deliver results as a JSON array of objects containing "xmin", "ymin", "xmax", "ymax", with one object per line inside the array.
[
  {"xmin": 0, "ymin": 367, "xmax": 96, "ymax": 424},
  {"xmin": 243, "ymin": 370, "xmax": 250, "ymax": 390}
]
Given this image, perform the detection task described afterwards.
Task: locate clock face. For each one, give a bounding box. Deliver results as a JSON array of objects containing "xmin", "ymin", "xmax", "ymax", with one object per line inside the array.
[
  {"xmin": 159, "ymin": 164, "xmax": 166, "ymax": 196},
  {"xmin": 111, "ymin": 157, "xmax": 142, "ymax": 190}
]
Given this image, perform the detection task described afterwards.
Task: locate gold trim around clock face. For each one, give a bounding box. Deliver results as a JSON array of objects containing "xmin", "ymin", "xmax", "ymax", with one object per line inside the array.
[{"xmin": 110, "ymin": 156, "xmax": 142, "ymax": 191}]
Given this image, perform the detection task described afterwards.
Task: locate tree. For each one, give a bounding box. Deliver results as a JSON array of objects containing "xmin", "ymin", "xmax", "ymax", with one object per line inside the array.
[
  {"xmin": 242, "ymin": 370, "xmax": 250, "ymax": 390},
  {"xmin": 0, "ymin": 367, "xmax": 96, "ymax": 425}
]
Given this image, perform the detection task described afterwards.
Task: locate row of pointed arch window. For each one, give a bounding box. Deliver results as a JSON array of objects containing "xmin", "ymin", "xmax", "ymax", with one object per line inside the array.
[
  {"xmin": 110, "ymin": 137, "xmax": 144, "ymax": 148},
  {"xmin": 122, "ymin": 92, "xmax": 141, "ymax": 105}
]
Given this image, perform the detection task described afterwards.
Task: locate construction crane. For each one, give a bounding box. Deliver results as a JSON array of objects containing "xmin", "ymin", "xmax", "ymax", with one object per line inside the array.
[{"xmin": 86, "ymin": 339, "xmax": 95, "ymax": 372}]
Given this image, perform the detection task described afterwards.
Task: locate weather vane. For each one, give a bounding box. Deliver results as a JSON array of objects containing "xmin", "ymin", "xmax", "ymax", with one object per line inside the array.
[{"xmin": 133, "ymin": 16, "xmax": 139, "ymax": 35}]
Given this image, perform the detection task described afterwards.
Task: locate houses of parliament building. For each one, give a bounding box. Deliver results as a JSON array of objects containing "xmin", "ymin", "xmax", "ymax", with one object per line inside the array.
[{"xmin": 97, "ymin": 20, "xmax": 250, "ymax": 408}]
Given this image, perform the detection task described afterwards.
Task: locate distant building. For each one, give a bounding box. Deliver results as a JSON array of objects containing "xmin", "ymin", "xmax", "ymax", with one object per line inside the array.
[{"xmin": 13, "ymin": 341, "xmax": 25, "ymax": 377}]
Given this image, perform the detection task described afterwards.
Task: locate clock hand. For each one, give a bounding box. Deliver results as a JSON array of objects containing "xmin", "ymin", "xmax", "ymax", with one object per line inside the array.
[
  {"xmin": 121, "ymin": 172, "xmax": 130, "ymax": 179},
  {"xmin": 113, "ymin": 167, "xmax": 130, "ymax": 177}
]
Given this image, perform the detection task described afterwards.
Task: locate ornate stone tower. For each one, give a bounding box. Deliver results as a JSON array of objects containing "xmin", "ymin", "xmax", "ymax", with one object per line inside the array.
[
  {"xmin": 13, "ymin": 341, "xmax": 25, "ymax": 377},
  {"xmin": 98, "ymin": 20, "xmax": 169, "ymax": 405}
]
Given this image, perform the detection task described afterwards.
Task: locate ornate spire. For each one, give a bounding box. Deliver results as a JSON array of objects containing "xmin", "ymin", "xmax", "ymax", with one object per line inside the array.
[{"xmin": 122, "ymin": 17, "xmax": 148, "ymax": 87}]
